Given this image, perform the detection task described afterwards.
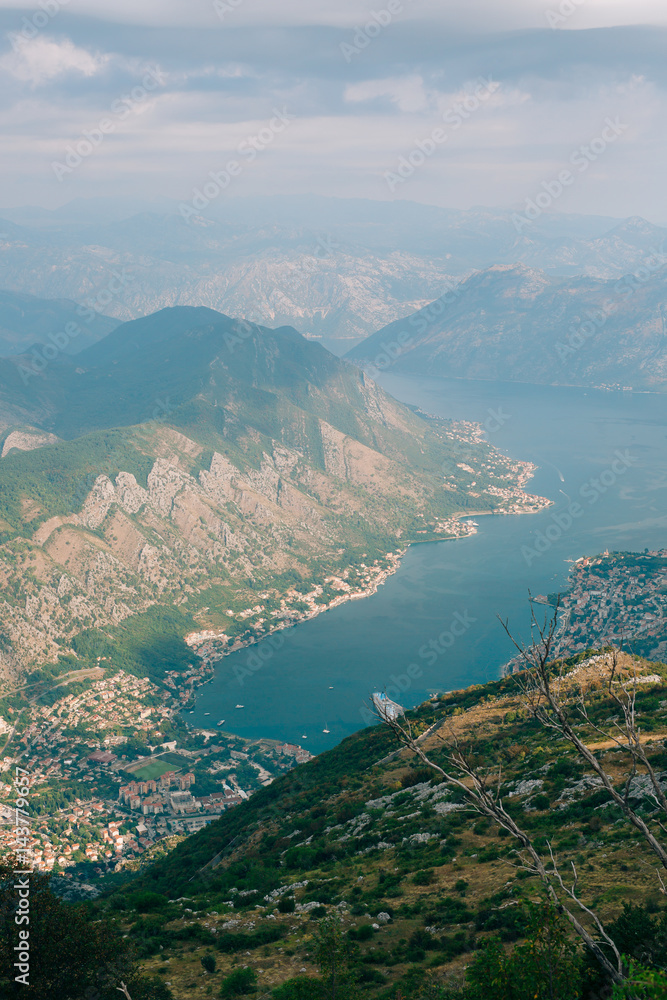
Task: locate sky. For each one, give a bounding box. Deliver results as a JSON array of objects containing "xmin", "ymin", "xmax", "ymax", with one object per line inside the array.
[{"xmin": 1, "ymin": 0, "xmax": 667, "ymax": 220}]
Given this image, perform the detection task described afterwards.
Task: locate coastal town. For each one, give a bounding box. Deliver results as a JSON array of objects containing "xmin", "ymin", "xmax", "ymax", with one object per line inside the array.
[
  {"xmin": 0, "ymin": 552, "xmax": 416, "ymax": 876},
  {"xmin": 547, "ymin": 549, "xmax": 667, "ymax": 660},
  {"xmin": 0, "ymin": 455, "xmax": 561, "ymax": 882},
  {"xmin": 182, "ymin": 553, "xmax": 405, "ymax": 662},
  {"xmin": 0, "ymin": 667, "xmax": 312, "ymax": 875}
]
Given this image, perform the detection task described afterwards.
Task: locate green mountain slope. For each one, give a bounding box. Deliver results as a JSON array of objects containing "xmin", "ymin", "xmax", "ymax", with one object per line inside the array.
[
  {"xmin": 0, "ymin": 308, "xmax": 544, "ymax": 679},
  {"xmin": 96, "ymin": 649, "xmax": 667, "ymax": 998}
]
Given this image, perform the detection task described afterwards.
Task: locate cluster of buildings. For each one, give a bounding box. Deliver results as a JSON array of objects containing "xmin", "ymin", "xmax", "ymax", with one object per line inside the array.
[
  {"xmin": 119, "ymin": 770, "xmax": 196, "ymax": 814},
  {"xmin": 162, "ymin": 660, "xmax": 215, "ymax": 705},
  {"xmin": 275, "ymin": 742, "xmax": 315, "ymax": 765},
  {"xmin": 0, "ymin": 644, "xmax": 316, "ymax": 873},
  {"xmin": 558, "ymin": 550, "xmax": 667, "ymax": 655},
  {"xmin": 117, "ymin": 767, "xmax": 247, "ymax": 817}
]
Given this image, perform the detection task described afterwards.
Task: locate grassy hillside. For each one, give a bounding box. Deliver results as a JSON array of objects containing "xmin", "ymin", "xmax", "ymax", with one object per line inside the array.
[{"xmin": 83, "ymin": 649, "xmax": 667, "ymax": 998}]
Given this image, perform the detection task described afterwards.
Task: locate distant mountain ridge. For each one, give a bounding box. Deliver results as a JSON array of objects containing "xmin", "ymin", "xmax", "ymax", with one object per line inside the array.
[
  {"xmin": 0, "ymin": 289, "xmax": 118, "ymax": 357},
  {"xmin": 347, "ymin": 261, "xmax": 667, "ymax": 391},
  {"xmin": 1, "ymin": 198, "xmax": 665, "ymax": 352}
]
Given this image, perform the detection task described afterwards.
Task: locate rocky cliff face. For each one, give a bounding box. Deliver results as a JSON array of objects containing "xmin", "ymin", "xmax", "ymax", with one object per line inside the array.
[{"xmin": 0, "ymin": 421, "xmax": 530, "ymax": 679}]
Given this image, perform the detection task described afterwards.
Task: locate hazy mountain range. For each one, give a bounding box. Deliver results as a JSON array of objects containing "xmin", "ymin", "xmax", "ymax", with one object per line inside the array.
[
  {"xmin": 0, "ymin": 289, "xmax": 118, "ymax": 357},
  {"xmin": 2, "ymin": 197, "xmax": 666, "ymax": 354},
  {"xmin": 348, "ymin": 255, "xmax": 667, "ymax": 391}
]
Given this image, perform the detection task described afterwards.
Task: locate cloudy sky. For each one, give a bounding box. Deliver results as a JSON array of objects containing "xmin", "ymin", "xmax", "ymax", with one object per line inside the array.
[{"xmin": 1, "ymin": 0, "xmax": 666, "ymax": 220}]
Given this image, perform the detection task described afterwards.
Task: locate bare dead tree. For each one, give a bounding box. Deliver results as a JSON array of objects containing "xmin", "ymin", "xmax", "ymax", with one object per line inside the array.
[
  {"xmin": 499, "ymin": 604, "xmax": 667, "ymax": 872},
  {"xmin": 377, "ymin": 597, "xmax": 667, "ymax": 989},
  {"xmin": 378, "ymin": 708, "xmax": 624, "ymax": 985}
]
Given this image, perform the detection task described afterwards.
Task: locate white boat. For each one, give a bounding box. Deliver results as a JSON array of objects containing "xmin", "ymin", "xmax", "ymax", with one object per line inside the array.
[
  {"xmin": 189, "ymin": 711, "xmax": 194, "ymax": 714},
  {"xmin": 235, "ymin": 704, "xmax": 244, "ymax": 709},
  {"xmin": 323, "ymin": 728, "xmax": 330, "ymax": 734},
  {"xmin": 301, "ymin": 734, "xmax": 307, "ymax": 739},
  {"xmin": 204, "ymin": 712, "xmax": 210, "ymax": 716},
  {"xmin": 217, "ymin": 719, "xmax": 225, "ymax": 726}
]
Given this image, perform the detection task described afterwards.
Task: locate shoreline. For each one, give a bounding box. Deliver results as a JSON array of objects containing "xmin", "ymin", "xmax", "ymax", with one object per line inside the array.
[
  {"xmin": 376, "ymin": 370, "xmax": 662, "ymax": 396},
  {"xmin": 184, "ymin": 487, "xmax": 553, "ymax": 694},
  {"xmin": 184, "ymin": 549, "xmax": 409, "ymax": 668}
]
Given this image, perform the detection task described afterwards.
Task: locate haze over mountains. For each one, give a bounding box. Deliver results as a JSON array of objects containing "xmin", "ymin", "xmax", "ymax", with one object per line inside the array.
[
  {"xmin": 1, "ymin": 197, "xmax": 665, "ymax": 355},
  {"xmin": 0, "ymin": 289, "xmax": 118, "ymax": 358},
  {"xmin": 348, "ymin": 251, "xmax": 667, "ymax": 391}
]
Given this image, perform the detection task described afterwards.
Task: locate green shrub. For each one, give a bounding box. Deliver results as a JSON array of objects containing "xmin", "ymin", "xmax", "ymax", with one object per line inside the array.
[
  {"xmin": 467, "ymin": 905, "xmax": 580, "ymax": 1000},
  {"xmin": 611, "ymin": 959, "xmax": 667, "ymax": 999},
  {"xmin": 130, "ymin": 891, "xmax": 169, "ymax": 913},
  {"xmin": 220, "ymin": 966, "xmax": 258, "ymax": 997},
  {"xmin": 401, "ymin": 768, "xmax": 434, "ymax": 788},
  {"xmin": 413, "ymin": 869, "xmax": 435, "ymax": 886},
  {"xmin": 272, "ymin": 976, "xmax": 325, "ymax": 999},
  {"xmin": 348, "ymin": 924, "xmax": 375, "ymax": 942},
  {"xmin": 201, "ymin": 953, "xmax": 217, "ymax": 973}
]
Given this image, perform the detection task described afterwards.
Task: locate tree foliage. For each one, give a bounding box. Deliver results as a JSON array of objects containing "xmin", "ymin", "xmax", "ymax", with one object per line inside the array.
[{"xmin": 0, "ymin": 856, "xmax": 172, "ymax": 1000}]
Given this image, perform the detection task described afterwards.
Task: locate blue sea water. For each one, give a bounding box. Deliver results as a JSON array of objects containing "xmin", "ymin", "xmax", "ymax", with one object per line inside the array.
[{"xmin": 189, "ymin": 376, "xmax": 667, "ymax": 752}]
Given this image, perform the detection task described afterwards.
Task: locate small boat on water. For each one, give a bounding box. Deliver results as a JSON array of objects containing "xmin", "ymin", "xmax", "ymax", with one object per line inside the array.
[
  {"xmin": 301, "ymin": 734, "xmax": 307, "ymax": 739},
  {"xmin": 217, "ymin": 719, "xmax": 225, "ymax": 726},
  {"xmin": 323, "ymin": 728, "xmax": 330, "ymax": 734},
  {"xmin": 189, "ymin": 711, "xmax": 194, "ymax": 714},
  {"xmin": 204, "ymin": 712, "xmax": 210, "ymax": 716},
  {"xmin": 235, "ymin": 704, "xmax": 244, "ymax": 709}
]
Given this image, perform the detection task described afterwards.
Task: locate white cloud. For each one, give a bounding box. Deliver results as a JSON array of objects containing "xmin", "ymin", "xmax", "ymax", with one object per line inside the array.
[
  {"xmin": 344, "ymin": 76, "xmax": 428, "ymax": 113},
  {"xmin": 1, "ymin": 35, "xmax": 109, "ymax": 86},
  {"xmin": 1, "ymin": 0, "xmax": 667, "ymax": 29}
]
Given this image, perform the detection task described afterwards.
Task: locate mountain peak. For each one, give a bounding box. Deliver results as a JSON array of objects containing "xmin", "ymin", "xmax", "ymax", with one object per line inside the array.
[{"xmin": 605, "ymin": 215, "xmax": 666, "ymax": 239}]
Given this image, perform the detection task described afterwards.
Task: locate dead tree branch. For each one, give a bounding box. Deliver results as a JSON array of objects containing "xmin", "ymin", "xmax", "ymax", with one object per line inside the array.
[{"xmin": 379, "ymin": 709, "xmax": 624, "ymax": 984}]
